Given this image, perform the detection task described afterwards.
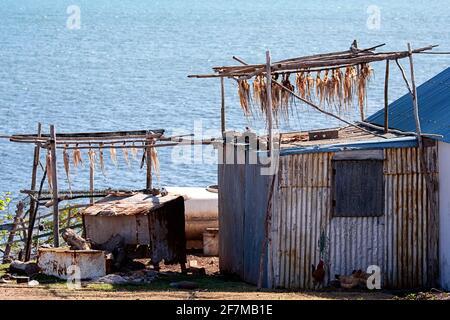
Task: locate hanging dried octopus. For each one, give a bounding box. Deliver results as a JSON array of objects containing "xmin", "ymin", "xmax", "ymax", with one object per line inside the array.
[
  {"xmin": 281, "ymin": 73, "xmax": 294, "ymax": 120},
  {"xmin": 319, "ymin": 70, "xmax": 330, "ymax": 106},
  {"xmin": 122, "ymin": 143, "xmax": 130, "ymax": 167},
  {"xmin": 343, "ymin": 66, "xmax": 357, "ymax": 110},
  {"xmin": 315, "ymin": 71, "xmax": 322, "ymax": 103},
  {"xmin": 271, "ymin": 74, "xmax": 282, "ymax": 122},
  {"xmin": 73, "ymin": 144, "xmax": 83, "ymax": 168},
  {"xmin": 150, "ymin": 144, "xmax": 160, "ymax": 184},
  {"xmin": 296, "ymin": 72, "xmax": 306, "ymax": 99},
  {"xmin": 305, "ymin": 71, "xmax": 315, "ymax": 100},
  {"xmin": 253, "ymin": 75, "xmax": 267, "ymax": 115},
  {"xmin": 357, "ymin": 63, "xmax": 374, "ymax": 119},
  {"xmin": 328, "ymin": 68, "xmax": 343, "ymax": 111},
  {"xmin": 110, "ymin": 145, "xmax": 118, "ymax": 167},
  {"xmin": 88, "ymin": 148, "xmax": 96, "ymax": 172},
  {"xmin": 253, "ymin": 75, "xmax": 267, "ymax": 116},
  {"xmin": 237, "ymin": 79, "xmax": 251, "ymax": 116},
  {"xmin": 130, "ymin": 142, "xmax": 139, "ymax": 161},
  {"xmin": 63, "ymin": 145, "xmax": 72, "ymax": 191},
  {"xmin": 99, "ymin": 143, "xmax": 106, "ymax": 176},
  {"xmin": 46, "ymin": 150, "xmax": 53, "ymax": 190}
]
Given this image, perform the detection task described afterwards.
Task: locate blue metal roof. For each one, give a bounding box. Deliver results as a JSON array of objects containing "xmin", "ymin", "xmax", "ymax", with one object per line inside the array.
[
  {"xmin": 280, "ymin": 136, "xmax": 418, "ymax": 156},
  {"xmin": 367, "ymin": 67, "xmax": 450, "ymax": 143}
]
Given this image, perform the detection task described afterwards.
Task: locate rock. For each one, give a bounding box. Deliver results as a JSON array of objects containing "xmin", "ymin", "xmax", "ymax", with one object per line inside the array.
[
  {"xmin": 96, "ymin": 274, "xmax": 128, "ymax": 285},
  {"xmin": 28, "ymin": 280, "xmax": 39, "ymax": 286},
  {"xmin": 169, "ymin": 281, "xmax": 199, "ymax": 290},
  {"xmin": 61, "ymin": 228, "xmax": 91, "ymax": 250},
  {"xmin": 96, "ymin": 270, "xmax": 158, "ymax": 285},
  {"xmin": 9, "ymin": 260, "xmax": 40, "ymax": 276}
]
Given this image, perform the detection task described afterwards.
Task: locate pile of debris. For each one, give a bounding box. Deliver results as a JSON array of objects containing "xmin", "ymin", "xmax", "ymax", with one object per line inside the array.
[
  {"xmin": 0, "ymin": 260, "xmax": 40, "ymax": 286},
  {"xmin": 96, "ymin": 270, "xmax": 158, "ymax": 285},
  {"xmin": 331, "ymin": 269, "xmax": 370, "ymax": 289}
]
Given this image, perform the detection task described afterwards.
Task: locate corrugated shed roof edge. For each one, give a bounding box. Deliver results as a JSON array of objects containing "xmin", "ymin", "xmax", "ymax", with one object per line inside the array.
[{"xmin": 280, "ymin": 136, "xmax": 418, "ymax": 156}]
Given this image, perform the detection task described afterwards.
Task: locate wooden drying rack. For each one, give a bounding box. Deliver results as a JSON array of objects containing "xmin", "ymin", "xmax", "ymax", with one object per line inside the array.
[{"xmin": 9, "ymin": 126, "xmax": 216, "ymax": 258}]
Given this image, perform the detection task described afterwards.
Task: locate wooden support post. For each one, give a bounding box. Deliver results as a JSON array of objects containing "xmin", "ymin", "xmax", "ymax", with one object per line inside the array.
[
  {"xmin": 220, "ymin": 77, "xmax": 226, "ymax": 134},
  {"xmin": 50, "ymin": 125, "xmax": 59, "ymax": 247},
  {"xmin": 265, "ymin": 51, "xmax": 273, "ymax": 154},
  {"xmin": 407, "ymin": 43, "xmax": 439, "ymax": 287},
  {"xmin": 3, "ymin": 202, "xmax": 24, "ymax": 263},
  {"xmin": 25, "ymin": 123, "xmax": 41, "ymax": 261},
  {"xmin": 408, "ymin": 44, "xmax": 422, "ymax": 136},
  {"xmin": 146, "ymin": 132, "xmax": 152, "ymax": 193},
  {"xmin": 384, "ymin": 60, "xmax": 390, "ymax": 133}
]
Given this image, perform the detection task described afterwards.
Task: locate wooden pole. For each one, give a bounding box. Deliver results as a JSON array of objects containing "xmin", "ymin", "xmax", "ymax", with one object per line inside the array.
[
  {"xmin": 29, "ymin": 123, "xmax": 42, "ymax": 215},
  {"xmin": 2, "ymin": 202, "xmax": 24, "ymax": 263},
  {"xmin": 408, "ymin": 44, "xmax": 422, "ymax": 136},
  {"xmin": 384, "ymin": 60, "xmax": 390, "ymax": 133},
  {"xmin": 220, "ymin": 77, "xmax": 226, "ymax": 134},
  {"xmin": 24, "ymin": 123, "xmax": 41, "ymax": 261},
  {"xmin": 50, "ymin": 125, "xmax": 59, "ymax": 247},
  {"xmin": 257, "ymin": 173, "xmax": 277, "ymax": 289},
  {"xmin": 265, "ymin": 51, "xmax": 273, "ymax": 154},
  {"xmin": 146, "ymin": 132, "xmax": 152, "ymax": 193},
  {"xmin": 407, "ymin": 43, "xmax": 438, "ymax": 287}
]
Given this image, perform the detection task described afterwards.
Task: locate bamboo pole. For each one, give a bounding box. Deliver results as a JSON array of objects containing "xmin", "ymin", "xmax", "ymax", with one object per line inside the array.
[
  {"xmin": 50, "ymin": 125, "xmax": 59, "ymax": 247},
  {"xmin": 265, "ymin": 50, "xmax": 273, "ymax": 154},
  {"xmin": 384, "ymin": 61, "xmax": 390, "ymax": 133},
  {"xmin": 220, "ymin": 77, "xmax": 226, "ymax": 134},
  {"xmin": 146, "ymin": 132, "xmax": 153, "ymax": 193}
]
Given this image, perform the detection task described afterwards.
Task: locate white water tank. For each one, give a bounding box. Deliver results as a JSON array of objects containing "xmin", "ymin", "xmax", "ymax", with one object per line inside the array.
[{"xmin": 166, "ymin": 186, "xmax": 218, "ymax": 249}]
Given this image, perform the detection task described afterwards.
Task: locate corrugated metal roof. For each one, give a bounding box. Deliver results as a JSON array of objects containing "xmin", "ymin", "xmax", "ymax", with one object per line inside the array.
[
  {"xmin": 280, "ymin": 136, "xmax": 417, "ymax": 156},
  {"xmin": 82, "ymin": 193, "xmax": 181, "ymax": 216},
  {"xmin": 367, "ymin": 67, "xmax": 450, "ymax": 143}
]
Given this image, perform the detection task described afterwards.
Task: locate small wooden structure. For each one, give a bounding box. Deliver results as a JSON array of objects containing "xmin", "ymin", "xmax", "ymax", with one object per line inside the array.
[
  {"xmin": 83, "ymin": 193, "xmax": 187, "ymax": 268},
  {"xmin": 190, "ymin": 41, "xmax": 445, "ymax": 289}
]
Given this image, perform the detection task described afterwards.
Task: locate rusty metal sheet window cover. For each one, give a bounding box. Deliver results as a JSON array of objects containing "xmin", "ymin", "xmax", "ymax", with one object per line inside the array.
[{"xmin": 332, "ymin": 159, "xmax": 384, "ymax": 217}]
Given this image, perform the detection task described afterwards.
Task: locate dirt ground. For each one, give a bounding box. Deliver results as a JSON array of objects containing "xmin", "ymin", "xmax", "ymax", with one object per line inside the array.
[
  {"xmin": 0, "ymin": 285, "xmax": 395, "ymax": 300},
  {"xmin": 0, "ymin": 255, "xmax": 437, "ymax": 300}
]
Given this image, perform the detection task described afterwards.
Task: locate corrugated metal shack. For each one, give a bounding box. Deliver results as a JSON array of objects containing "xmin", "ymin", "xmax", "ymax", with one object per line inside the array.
[
  {"xmin": 219, "ymin": 127, "xmax": 439, "ymax": 289},
  {"xmin": 367, "ymin": 66, "xmax": 450, "ymax": 290},
  {"xmin": 189, "ymin": 43, "xmax": 446, "ymax": 290}
]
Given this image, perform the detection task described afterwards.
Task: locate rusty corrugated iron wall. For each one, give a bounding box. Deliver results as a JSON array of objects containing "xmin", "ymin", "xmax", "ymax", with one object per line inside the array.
[
  {"xmin": 383, "ymin": 146, "xmax": 439, "ymax": 288},
  {"xmin": 267, "ymin": 146, "xmax": 439, "ymax": 289},
  {"xmin": 270, "ymin": 152, "xmax": 332, "ymax": 289}
]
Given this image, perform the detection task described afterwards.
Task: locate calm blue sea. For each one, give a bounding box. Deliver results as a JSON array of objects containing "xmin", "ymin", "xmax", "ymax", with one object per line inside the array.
[{"xmin": 0, "ymin": 0, "xmax": 449, "ymax": 204}]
